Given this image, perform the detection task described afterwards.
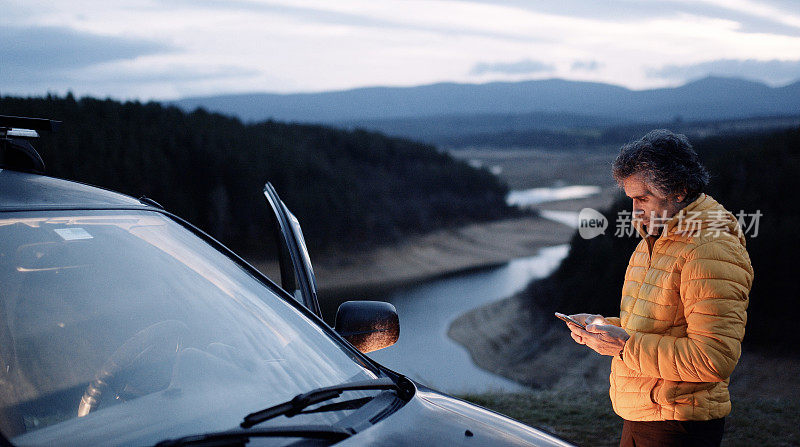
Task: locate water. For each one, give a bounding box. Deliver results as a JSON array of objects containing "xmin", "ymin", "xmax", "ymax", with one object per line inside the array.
[
  {"xmin": 367, "ymin": 245, "xmax": 570, "ymax": 393},
  {"xmin": 507, "ymin": 186, "xmax": 592, "ymax": 229},
  {"xmin": 538, "ymin": 210, "xmax": 580, "ymax": 228},
  {"xmin": 506, "ymin": 185, "xmax": 600, "ymax": 208},
  {"xmin": 362, "ymin": 185, "xmax": 593, "ymax": 393}
]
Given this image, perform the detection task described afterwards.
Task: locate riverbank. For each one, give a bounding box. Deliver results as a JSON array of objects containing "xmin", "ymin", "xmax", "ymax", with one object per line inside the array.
[
  {"xmin": 309, "ymin": 186, "xmax": 620, "ymax": 296},
  {"xmin": 308, "ymin": 215, "xmax": 576, "ymax": 295},
  {"xmin": 249, "ymin": 214, "xmax": 570, "ymax": 297},
  {"xmin": 449, "ymin": 293, "xmax": 800, "ymax": 399},
  {"xmin": 448, "ymin": 294, "xmax": 612, "ymax": 392}
]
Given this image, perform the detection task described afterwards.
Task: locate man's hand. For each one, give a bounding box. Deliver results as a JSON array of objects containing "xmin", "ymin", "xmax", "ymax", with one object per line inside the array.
[{"xmin": 569, "ymin": 322, "xmax": 630, "ymax": 357}]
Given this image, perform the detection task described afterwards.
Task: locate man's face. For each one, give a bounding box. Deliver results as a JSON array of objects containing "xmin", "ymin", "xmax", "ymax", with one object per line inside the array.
[{"xmin": 622, "ymin": 173, "xmax": 685, "ymax": 236}]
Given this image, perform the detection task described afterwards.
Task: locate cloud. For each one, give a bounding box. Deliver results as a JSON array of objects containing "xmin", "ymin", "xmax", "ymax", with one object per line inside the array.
[
  {"xmin": 0, "ymin": 26, "xmax": 170, "ymax": 70},
  {"xmin": 4, "ymin": 1, "xmax": 800, "ymax": 98},
  {"xmin": 462, "ymin": 0, "xmax": 800, "ymax": 37},
  {"xmin": 647, "ymin": 59, "xmax": 800, "ymax": 85},
  {"xmin": 0, "ymin": 26, "xmax": 170, "ymax": 72},
  {"xmin": 170, "ymin": 0, "xmax": 546, "ymax": 43},
  {"xmin": 0, "ymin": 25, "xmax": 175, "ymax": 96},
  {"xmin": 470, "ymin": 59, "xmax": 554, "ymax": 75},
  {"xmin": 571, "ymin": 60, "xmax": 602, "ymax": 71}
]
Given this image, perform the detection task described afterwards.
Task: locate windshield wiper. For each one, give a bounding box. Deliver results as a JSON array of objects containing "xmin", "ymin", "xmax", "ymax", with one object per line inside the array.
[
  {"xmin": 155, "ymin": 425, "xmax": 352, "ymax": 446},
  {"xmin": 240, "ymin": 377, "xmax": 412, "ymax": 429}
]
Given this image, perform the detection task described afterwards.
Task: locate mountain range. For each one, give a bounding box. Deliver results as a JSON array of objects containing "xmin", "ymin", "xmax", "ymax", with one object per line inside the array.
[
  {"xmin": 173, "ymin": 76, "xmax": 800, "ymax": 147},
  {"xmin": 174, "ymin": 76, "xmax": 800, "ymax": 124}
]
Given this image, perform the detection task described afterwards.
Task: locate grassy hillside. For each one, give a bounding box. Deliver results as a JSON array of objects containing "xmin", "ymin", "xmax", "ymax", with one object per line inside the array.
[
  {"xmin": 520, "ymin": 126, "xmax": 800, "ymax": 348},
  {"xmin": 1, "ymin": 94, "xmax": 513, "ymax": 256},
  {"xmin": 461, "ymin": 390, "xmax": 799, "ymax": 447}
]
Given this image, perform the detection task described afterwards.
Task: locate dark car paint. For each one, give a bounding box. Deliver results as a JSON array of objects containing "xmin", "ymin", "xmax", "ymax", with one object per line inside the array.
[
  {"xmin": 0, "ymin": 169, "xmax": 144, "ymax": 210},
  {"xmin": 0, "ymin": 168, "xmax": 576, "ymax": 446},
  {"xmin": 339, "ymin": 387, "xmax": 573, "ymax": 447}
]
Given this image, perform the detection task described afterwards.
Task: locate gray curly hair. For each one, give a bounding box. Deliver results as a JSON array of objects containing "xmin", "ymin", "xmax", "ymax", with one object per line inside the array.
[{"xmin": 612, "ymin": 129, "xmax": 709, "ymax": 203}]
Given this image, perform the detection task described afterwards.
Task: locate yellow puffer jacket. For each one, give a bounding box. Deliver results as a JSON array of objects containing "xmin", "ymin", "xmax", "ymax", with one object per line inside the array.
[{"xmin": 607, "ymin": 193, "xmax": 754, "ymax": 421}]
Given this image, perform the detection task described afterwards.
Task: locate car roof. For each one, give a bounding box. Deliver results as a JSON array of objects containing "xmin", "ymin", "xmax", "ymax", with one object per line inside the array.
[{"xmin": 0, "ymin": 168, "xmax": 148, "ymax": 211}]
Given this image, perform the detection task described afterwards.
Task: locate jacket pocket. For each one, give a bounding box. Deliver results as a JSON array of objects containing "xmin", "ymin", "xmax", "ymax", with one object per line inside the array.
[
  {"xmin": 652, "ymin": 381, "xmax": 715, "ymax": 407},
  {"xmin": 649, "ymin": 379, "xmax": 663, "ymax": 405}
]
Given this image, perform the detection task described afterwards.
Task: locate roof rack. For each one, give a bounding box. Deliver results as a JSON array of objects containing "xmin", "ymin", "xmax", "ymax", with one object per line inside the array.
[{"xmin": 0, "ymin": 115, "xmax": 62, "ymax": 174}]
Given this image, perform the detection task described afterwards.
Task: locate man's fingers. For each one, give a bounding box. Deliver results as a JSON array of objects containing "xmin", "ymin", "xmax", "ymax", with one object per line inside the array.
[
  {"xmin": 585, "ymin": 315, "xmax": 603, "ymax": 326},
  {"xmin": 586, "ymin": 323, "xmax": 614, "ymax": 333},
  {"xmin": 585, "ymin": 324, "xmax": 603, "ymax": 333},
  {"xmin": 568, "ymin": 323, "xmax": 609, "ymax": 350},
  {"xmin": 568, "ymin": 325, "xmax": 592, "ymax": 339},
  {"xmin": 584, "ymin": 328, "xmax": 613, "ymax": 344}
]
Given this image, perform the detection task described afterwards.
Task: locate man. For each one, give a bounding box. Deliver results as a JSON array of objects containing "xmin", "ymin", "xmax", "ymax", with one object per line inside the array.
[{"xmin": 565, "ymin": 129, "xmax": 754, "ymax": 447}]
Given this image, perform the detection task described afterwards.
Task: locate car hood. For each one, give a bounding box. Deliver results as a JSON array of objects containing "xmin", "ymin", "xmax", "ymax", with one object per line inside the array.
[
  {"xmin": 338, "ymin": 386, "xmax": 575, "ymax": 447},
  {"xmin": 10, "ymin": 370, "xmax": 574, "ymax": 447}
]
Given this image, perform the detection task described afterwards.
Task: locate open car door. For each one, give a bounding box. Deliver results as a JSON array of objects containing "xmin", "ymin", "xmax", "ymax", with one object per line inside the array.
[{"xmin": 263, "ymin": 182, "xmax": 322, "ymax": 318}]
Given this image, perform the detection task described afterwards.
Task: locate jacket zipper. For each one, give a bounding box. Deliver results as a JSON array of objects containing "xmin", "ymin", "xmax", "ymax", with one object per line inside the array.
[{"xmin": 624, "ymin": 235, "xmax": 657, "ymax": 328}]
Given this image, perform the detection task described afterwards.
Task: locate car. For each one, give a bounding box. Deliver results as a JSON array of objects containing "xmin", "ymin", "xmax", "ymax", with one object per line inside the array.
[{"xmin": 0, "ymin": 115, "xmax": 575, "ymax": 446}]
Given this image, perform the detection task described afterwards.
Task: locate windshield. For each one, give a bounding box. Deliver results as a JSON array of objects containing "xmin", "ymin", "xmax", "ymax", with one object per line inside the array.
[{"xmin": 0, "ymin": 210, "xmax": 377, "ymax": 445}]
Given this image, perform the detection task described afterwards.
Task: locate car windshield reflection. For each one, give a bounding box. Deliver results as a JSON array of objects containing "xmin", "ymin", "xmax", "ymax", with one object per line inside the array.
[{"xmin": 0, "ymin": 210, "xmax": 377, "ymax": 445}]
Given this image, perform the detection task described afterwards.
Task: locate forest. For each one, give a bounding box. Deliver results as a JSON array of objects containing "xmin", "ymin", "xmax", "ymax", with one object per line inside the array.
[
  {"xmin": 522, "ymin": 126, "xmax": 800, "ymax": 348},
  {"xmin": 0, "ymin": 94, "xmax": 513, "ymax": 256}
]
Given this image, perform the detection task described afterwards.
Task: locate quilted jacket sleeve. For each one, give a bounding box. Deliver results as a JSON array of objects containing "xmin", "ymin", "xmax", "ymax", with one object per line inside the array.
[{"xmin": 621, "ymin": 239, "xmax": 753, "ymax": 382}]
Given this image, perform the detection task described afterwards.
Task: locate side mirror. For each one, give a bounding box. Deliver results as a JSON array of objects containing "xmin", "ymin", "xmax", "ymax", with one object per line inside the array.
[{"xmin": 335, "ymin": 301, "xmax": 399, "ymax": 353}]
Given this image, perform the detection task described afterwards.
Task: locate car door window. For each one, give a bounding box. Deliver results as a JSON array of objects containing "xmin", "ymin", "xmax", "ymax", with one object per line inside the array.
[
  {"xmin": 258, "ymin": 207, "xmax": 304, "ymax": 303},
  {"xmin": 262, "ymin": 183, "xmax": 320, "ymax": 316}
]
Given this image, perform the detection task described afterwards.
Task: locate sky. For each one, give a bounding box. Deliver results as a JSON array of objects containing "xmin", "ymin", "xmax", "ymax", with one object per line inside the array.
[{"xmin": 2, "ymin": 0, "xmax": 800, "ymax": 100}]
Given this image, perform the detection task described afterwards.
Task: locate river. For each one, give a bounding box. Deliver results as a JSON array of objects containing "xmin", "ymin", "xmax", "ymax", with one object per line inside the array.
[
  {"xmin": 363, "ymin": 186, "xmax": 592, "ymax": 393},
  {"xmin": 367, "ymin": 245, "xmax": 570, "ymax": 393}
]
